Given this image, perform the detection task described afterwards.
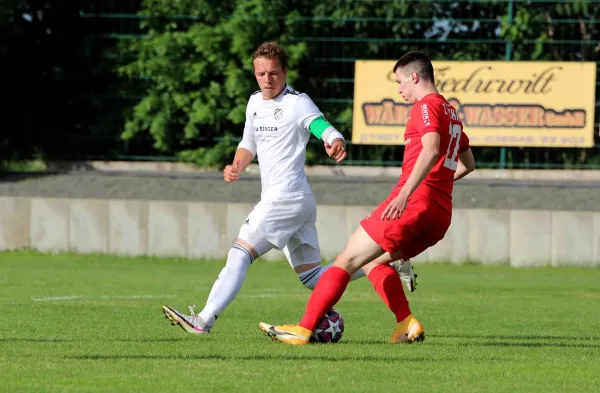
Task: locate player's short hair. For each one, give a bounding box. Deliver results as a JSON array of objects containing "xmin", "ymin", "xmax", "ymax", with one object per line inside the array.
[
  {"xmin": 393, "ymin": 52, "xmax": 435, "ymax": 83},
  {"xmin": 252, "ymin": 41, "xmax": 289, "ymax": 71}
]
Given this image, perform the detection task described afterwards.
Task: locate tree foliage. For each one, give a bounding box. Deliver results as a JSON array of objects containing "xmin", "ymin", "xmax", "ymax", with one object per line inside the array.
[
  {"xmin": 118, "ymin": 0, "xmax": 310, "ymax": 167},
  {"xmin": 2, "ymin": 0, "xmax": 598, "ymax": 169}
]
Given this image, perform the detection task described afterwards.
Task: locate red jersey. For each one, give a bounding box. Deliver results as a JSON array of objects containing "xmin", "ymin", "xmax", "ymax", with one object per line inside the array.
[{"xmin": 397, "ymin": 94, "xmax": 470, "ymax": 210}]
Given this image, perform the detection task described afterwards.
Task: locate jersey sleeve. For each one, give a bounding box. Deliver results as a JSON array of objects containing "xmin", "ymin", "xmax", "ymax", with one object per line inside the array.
[
  {"xmin": 414, "ymin": 101, "xmax": 443, "ymax": 136},
  {"xmin": 294, "ymin": 94, "xmax": 324, "ymax": 131},
  {"xmin": 458, "ymin": 130, "xmax": 470, "ymax": 153},
  {"xmin": 237, "ymin": 100, "xmax": 257, "ymax": 157}
]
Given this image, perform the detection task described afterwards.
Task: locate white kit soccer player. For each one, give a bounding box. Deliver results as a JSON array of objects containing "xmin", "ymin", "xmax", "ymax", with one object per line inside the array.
[{"xmin": 161, "ymin": 41, "xmax": 417, "ymax": 335}]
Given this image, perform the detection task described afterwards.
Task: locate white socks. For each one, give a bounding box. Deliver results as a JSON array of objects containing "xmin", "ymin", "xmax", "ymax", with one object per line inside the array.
[{"xmin": 198, "ymin": 244, "xmax": 253, "ymax": 326}]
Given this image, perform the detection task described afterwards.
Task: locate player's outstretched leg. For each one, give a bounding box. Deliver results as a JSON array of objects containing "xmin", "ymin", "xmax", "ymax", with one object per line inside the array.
[
  {"xmin": 199, "ymin": 242, "xmax": 258, "ymax": 330},
  {"xmin": 264, "ymin": 226, "xmax": 425, "ymax": 345},
  {"xmin": 367, "ymin": 263, "xmax": 424, "ymax": 343},
  {"xmin": 163, "ymin": 240, "xmax": 260, "ymax": 334},
  {"xmin": 265, "ymin": 226, "xmax": 388, "ymax": 345}
]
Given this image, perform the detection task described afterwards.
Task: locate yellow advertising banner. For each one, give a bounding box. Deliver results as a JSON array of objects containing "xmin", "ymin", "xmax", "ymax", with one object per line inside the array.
[{"xmin": 352, "ymin": 61, "xmax": 597, "ymax": 147}]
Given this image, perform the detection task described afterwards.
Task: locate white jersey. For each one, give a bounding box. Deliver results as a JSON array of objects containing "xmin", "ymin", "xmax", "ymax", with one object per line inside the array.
[{"xmin": 238, "ymin": 85, "xmax": 324, "ymax": 200}]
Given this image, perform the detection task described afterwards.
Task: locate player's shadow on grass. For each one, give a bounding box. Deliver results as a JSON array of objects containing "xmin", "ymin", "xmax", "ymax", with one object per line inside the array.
[
  {"xmin": 67, "ymin": 354, "xmax": 435, "ymax": 362},
  {"xmin": 433, "ymin": 333, "xmax": 600, "ymax": 342},
  {"xmin": 334, "ymin": 338, "xmax": 389, "ymax": 345},
  {"xmin": 1, "ymin": 338, "xmax": 194, "ymax": 343},
  {"xmin": 328, "ymin": 337, "xmax": 599, "ymax": 348},
  {"xmin": 0, "ymin": 338, "xmax": 73, "ymax": 343},
  {"xmin": 448, "ymin": 342, "xmax": 600, "ymax": 349},
  {"xmin": 116, "ymin": 338, "xmax": 191, "ymax": 343},
  {"xmin": 432, "ymin": 337, "xmax": 600, "ymax": 349}
]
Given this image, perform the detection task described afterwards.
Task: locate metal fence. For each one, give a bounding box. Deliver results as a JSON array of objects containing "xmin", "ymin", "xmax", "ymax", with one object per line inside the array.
[{"xmin": 81, "ymin": 0, "xmax": 600, "ymax": 169}]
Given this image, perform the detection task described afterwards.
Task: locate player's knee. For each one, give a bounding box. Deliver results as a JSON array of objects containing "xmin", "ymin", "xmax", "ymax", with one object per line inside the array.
[
  {"xmin": 333, "ymin": 253, "xmax": 366, "ymax": 276},
  {"xmin": 226, "ymin": 242, "xmax": 255, "ymax": 271},
  {"xmin": 334, "ymin": 252, "xmax": 356, "ymax": 269}
]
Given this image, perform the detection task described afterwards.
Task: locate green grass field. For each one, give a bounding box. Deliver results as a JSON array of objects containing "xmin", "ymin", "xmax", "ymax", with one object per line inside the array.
[{"xmin": 1, "ymin": 251, "xmax": 599, "ymax": 393}]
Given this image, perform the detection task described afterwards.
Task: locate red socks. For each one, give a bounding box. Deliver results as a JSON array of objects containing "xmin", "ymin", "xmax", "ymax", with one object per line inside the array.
[
  {"xmin": 299, "ymin": 266, "xmax": 350, "ymax": 331},
  {"xmin": 368, "ymin": 264, "xmax": 411, "ymax": 322},
  {"xmin": 297, "ymin": 264, "xmax": 410, "ymax": 331}
]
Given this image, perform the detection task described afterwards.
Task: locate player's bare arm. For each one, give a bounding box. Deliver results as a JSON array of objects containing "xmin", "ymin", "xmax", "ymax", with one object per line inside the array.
[
  {"xmin": 224, "ymin": 148, "xmax": 254, "ymax": 182},
  {"xmin": 454, "ymin": 148, "xmax": 475, "ymax": 181},
  {"xmin": 381, "ymin": 132, "xmax": 440, "ymax": 220}
]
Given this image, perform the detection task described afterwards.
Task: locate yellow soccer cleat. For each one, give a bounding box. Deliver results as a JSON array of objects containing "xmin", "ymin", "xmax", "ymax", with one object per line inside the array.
[
  {"xmin": 258, "ymin": 322, "xmax": 276, "ymax": 339},
  {"xmin": 390, "ymin": 314, "xmax": 425, "ymax": 344},
  {"xmin": 268, "ymin": 324, "xmax": 312, "ymax": 345}
]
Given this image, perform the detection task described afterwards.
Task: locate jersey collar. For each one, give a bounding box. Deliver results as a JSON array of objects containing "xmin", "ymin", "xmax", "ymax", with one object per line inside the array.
[{"xmin": 268, "ymin": 84, "xmax": 291, "ymax": 101}]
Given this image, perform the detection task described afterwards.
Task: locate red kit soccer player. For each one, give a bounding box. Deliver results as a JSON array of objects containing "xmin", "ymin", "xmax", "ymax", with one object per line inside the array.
[{"xmin": 260, "ymin": 51, "xmax": 476, "ymax": 345}]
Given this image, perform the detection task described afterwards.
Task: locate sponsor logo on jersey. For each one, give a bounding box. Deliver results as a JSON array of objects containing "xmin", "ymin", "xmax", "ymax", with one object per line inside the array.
[
  {"xmin": 254, "ymin": 126, "xmax": 278, "ymax": 132},
  {"xmin": 421, "ymin": 104, "xmax": 431, "ymax": 126},
  {"xmin": 404, "ymin": 137, "xmax": 412, "ymax": 146}
]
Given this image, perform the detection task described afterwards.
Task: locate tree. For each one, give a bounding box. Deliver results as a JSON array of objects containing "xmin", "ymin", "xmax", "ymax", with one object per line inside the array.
[
  {"xmin": 118, "ymin": 0, "xmax": 310, "ymax": 167},
  {"xmin": 118, "ymin": 0, "xmax": 599, "ymax": 168}
]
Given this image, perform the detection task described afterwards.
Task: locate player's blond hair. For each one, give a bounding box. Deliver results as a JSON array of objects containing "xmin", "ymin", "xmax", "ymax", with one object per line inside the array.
[{"xmin": 252, "ymin": 41, "xmax": 289, "ymax": 71}]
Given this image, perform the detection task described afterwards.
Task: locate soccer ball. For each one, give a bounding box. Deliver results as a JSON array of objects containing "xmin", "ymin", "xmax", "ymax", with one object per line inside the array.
[{"xmin": 310, "ymin": 309, "xmax": 344, "ymax": 343}]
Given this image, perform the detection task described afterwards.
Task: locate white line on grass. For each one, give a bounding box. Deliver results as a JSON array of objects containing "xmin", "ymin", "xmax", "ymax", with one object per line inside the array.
[
  {"xmin": 31, "ymin": 295, "xmax": 177, "ymax": 302},
  {"xmin": 31, "ymin": 291, "xmax": 379, "ymax": 302}
]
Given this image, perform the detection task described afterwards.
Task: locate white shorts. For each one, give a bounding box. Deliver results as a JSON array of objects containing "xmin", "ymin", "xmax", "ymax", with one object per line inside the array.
[{"xmin": 237, "ymin": 194, "xmax": 321, "ymax": 269}]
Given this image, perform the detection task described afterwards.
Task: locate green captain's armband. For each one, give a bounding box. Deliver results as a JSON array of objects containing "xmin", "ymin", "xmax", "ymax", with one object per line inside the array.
[{"xmin": 308, "ymin": 117, "xmax": 333, "ymax": 139}]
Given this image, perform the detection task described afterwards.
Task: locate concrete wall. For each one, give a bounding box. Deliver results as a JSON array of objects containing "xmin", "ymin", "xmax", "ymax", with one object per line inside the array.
[{"xmin": 0, "ymin": 196, "xmax": 599, "ymax": 267}]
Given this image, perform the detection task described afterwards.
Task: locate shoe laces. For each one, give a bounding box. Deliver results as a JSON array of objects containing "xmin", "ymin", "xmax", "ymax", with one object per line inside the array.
[{"xmin": 188, "ymin": 305, "xmax": 197, "ymax": 318}]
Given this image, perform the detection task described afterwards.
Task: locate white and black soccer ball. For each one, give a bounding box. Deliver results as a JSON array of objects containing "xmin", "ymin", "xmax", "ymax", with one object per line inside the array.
[{"xmin": 310, "ymin": 309, "xmax": 344, "ymax": 343}]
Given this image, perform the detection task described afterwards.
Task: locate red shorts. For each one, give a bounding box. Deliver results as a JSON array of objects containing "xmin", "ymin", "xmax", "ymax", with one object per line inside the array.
[{"xmin": 360, "ymin": 190, "xmax": 451, "ymax": 259}]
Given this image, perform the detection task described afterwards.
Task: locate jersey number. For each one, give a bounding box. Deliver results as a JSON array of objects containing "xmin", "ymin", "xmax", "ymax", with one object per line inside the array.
[{"xmin": 443, "ymin": 123, "xmax": 462, "ymax": 170}]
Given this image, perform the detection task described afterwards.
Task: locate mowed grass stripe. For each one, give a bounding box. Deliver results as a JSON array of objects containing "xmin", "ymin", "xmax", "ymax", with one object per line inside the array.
[{"xmin": 0, "ymin": 251, "xmax": 598, "ymax": 393}]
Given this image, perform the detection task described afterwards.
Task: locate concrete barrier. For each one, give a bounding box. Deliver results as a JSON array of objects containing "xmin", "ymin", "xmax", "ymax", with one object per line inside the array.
[
  {"xmin": 109, "ymin": 200, "xmax": 148, "ymax": 256},
  {"xmin": 0, "ymin": 196, "xmax": 598, "ymax": 267},
  {"xmin": 428, "ymin": 210, "xmax": 470, "ymax": 264},
  {"xmin": 551, "ymin": 211, "xmax": 594, "ymax": 266},
  {"xmin": 509, "ymin": 210, "xmax": 552, "ymax": 267},
  {"xmin": 70, "ymin": 199, "xmax": 109, "ymax": 254},
  {"xmin": 188, "ymin": 202, "xmax": 228, "ymax": 260},
  {"xmin": 30, "ymin": 198, "xmax": 69, "ymax": 253},
  {"xmin": 147, "ymin": 201, "xmax": 188, "ymax": 257},
  {"xmin": 468, "ymin": 209, "xmax": 510, "ymax": 264},
  {"xmin": 315, "ymin": 205, "xmax": 349, "ymax": 261},
  {"xmin": 0, "ymin": 197, "xmax": 29, "ymax": 250}
]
